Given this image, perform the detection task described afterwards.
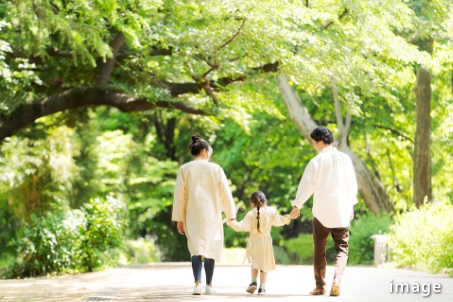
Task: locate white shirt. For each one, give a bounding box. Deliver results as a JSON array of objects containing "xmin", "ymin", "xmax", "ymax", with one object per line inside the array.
[{"xmin": 292, "ymin": 145, "xmax": 358, "ymax": 228}]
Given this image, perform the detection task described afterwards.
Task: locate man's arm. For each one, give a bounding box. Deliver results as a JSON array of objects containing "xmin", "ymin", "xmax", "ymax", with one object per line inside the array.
[
  {"xmin": 292, "ymin": 161, "xmax": 316, "ymax": 208},
  {"xmin": 291, "ymin": 160, "xmax": 317, "ymax": 217}
]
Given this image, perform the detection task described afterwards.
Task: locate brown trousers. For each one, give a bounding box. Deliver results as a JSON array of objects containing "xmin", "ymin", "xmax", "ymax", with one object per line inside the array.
[{"xmin": 313, "ymin": 217, "xmax": 349, "ymax": 289}]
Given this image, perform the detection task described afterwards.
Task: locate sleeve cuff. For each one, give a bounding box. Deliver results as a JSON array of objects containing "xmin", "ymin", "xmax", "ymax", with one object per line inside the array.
[{"xmin": 284, "ymin": 214, "xmax": 291, "ymax": 225}]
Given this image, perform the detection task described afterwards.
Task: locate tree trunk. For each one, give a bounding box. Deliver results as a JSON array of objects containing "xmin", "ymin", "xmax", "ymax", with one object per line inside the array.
[
  {"xmin": 413, "ymin": 57, "xmax": 432, "ymax": 207},
  {"xmin": 276, "ymin": 74, "xmax": 393, "ymax": 214}
]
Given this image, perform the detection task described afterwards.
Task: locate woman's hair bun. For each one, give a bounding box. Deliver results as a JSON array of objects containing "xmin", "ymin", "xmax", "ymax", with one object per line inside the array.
[
  {"xmin": 189, "ymin": 133, "xmax": 210, "ymax": 156},
  {"xmin": 191, "ymin": 134, "xmax": 201, "ymax": 143}
]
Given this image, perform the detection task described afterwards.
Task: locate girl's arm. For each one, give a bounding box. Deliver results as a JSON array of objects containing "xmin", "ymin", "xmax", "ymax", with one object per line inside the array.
[
  {"xmin": 227, "ymin": 211, "xmax": 253, "ymax": 232},
  {"xmin": 271, "ymin": 209, "xmax": 291, "ymax": 227}
]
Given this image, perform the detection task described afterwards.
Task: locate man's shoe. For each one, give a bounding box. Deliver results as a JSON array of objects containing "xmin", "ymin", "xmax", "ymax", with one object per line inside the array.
[
  {"xmin": 258, "ymin": 288, "xmax": 266, "ymax": 295},
  {"xmin": 205, "ymin": 285, "xmax": 215, "ymax": 295},
  {"xmin": 309, "ymin": 287, "xmax": 326, "ymax": 295},
  {"xmin": 246, "ymin": 282, "xmax": 257, "ymax": 294},
  {"xmin": 330, "ymin": 282, "xmax": 340, "ymax": 296},
  {"xmin": 193, "ymin": 283, "xmax": 203, "ymax": 295}
]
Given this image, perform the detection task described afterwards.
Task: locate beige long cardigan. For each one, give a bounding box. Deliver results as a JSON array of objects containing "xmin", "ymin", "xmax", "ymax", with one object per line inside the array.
[
  {"xmin": 172, "ymin": 159, "xmax": 236, "ymax": 261},
  {"xmin": 228, "ymin": 207, "xmax": 290, "ymax": 272}
]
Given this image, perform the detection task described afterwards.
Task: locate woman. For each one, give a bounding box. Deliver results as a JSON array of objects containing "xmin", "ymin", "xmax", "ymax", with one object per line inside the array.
[{"xmin": 172, "ymin": 134, "xmax": 236, "ymax": 295}]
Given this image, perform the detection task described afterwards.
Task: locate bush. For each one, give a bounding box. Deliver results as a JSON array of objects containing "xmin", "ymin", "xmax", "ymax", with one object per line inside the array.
[
  {"xmin": 3, "ymin": 196, "xmax": 126, "ymax": 278},
  {"xmin": 389, "ymin": 201, "xmax": 453, "ymax": 274},
  {"xmin": 124, "ymin": 238, "xmax": 161, "ymax": 264},
  {"xmin": 273, "ymin": 246, "xmax": 291, "ymax": 265},
  {"xmin": 283, "ymin": 234, "xmax": 336, "ymax": 264},
  {"xmin": 348, "ymin": 213, "xmax": 393, "ymax": 265},
  {"xmin": 76, "ymin": 197, "xmax": 127, "ymax": 272}
]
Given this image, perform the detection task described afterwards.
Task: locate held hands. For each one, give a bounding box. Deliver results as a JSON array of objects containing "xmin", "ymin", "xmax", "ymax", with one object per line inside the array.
[
  {"xmin": 177, "ymin": 221, "xmax": 184, "ymax": 235},
  {"xmin": 290, "ymin": 205, "xmax": 300, "ymax": 219},
  {"xmin": 226, "ymin": 218, "xmax": 236, "ymax": 227}
]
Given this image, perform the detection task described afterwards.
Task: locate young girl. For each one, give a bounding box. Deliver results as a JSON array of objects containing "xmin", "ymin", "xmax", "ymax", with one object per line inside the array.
[{"xmin": 227, "ymin": 191, "xmax": 291, "ymax": 294}]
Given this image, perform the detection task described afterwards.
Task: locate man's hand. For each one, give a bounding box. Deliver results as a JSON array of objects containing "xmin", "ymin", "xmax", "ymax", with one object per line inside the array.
[
  {"xmin": 350, "ymin": 211, "xmax": 354, "ymax": 221},
  {"xmin": 177, "ymin": 221, "xmax": 184, "ymax": 235},
  {"xmin": 290, "ymin": 205, "xmax": 300, "ymax": 219}
]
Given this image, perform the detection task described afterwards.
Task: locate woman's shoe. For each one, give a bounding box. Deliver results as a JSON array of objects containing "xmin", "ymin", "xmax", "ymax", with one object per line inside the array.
[
  {"xmin": 246, "ymin": 282, "xmax": 257, "ymax": 294},
  {"xmin": 258, "ymin": 288, "xmax": 266, "ymax": 295},
  {"xmin": 205, "ymin": 285, "xmax": 215, "ymax": 295},
  {"xmin": 193, "ymin": 283, "xmax": 203, "ymax": 295}
]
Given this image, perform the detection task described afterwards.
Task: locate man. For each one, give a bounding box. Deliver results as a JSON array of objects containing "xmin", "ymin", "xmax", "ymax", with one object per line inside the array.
[{"xmin": 290, "ymin": 127, "xmax": 357, "ymax": 297}]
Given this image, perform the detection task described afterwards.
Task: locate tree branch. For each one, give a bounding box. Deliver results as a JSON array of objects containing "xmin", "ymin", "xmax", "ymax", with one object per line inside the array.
[
  {"xmin": 344, "ymin": 108, "xmax": 352, "ymax": 136},
  {"xmin": 10, "ymin": 46, "xmax": 171, "ymax": 62},
  {"xmin": 306, "ymin": 0, "xmax": 309, "ymax": 7},
  {"xmin": 217, "ymin": 18, "xmax": 247, "ymax": 51},
  {"xmin": 331, "ymin": 82, "xmax": 344, "ymax": 132},
  {"xmin": 374, "ymin": 124, "xmax": 413, "ymax": 142},
  {"xmin": 0, "ymin": 87, "xmax": 211, "ymax": 141},
  {"xmin": 95, "ymin": 32, "xmax": 126, "ymax": 87},
  {"xmin": 202, "ymin": 83, "xmax": 220, "ymax": 107},
  {"xmin": 324, "ymin": 8, "xmax": 349, "ymax": 30}
]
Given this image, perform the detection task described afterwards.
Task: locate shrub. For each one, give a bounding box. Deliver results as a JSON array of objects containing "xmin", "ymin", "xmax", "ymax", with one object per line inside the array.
[
  {"xmin": 124, "ymin": 238, "xmax": 161, "ymax": 264},
  {"xmin": 388, "ymin": 201, "xmax": 453, "ymax": 274},
  {"xmin": 76, "ymin": 196, "xmax": 127, "ymax": 272},
  {"xmin": 348, "ymin": 213, "xmax": 394, "ymax": 265},
  {"xmin": 3, "ymin": 196, "xmax": 126, "ymax": 278},
  {"xmin": 273, "ymin": 246, "xmax": 291, "ymax": 265},
  {"xmin": 283, "ymin": 234, "xmax": 336, "ymax": 264}
]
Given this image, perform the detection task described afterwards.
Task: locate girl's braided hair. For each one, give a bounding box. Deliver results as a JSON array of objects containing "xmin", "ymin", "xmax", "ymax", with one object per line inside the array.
[{"xmin": 251, "ymin": 191, "xmax": 267, "ymax": 233}]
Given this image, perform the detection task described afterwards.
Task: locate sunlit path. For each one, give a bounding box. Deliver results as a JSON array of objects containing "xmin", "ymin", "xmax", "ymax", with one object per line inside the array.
[{"xmin": 0, "ymin": 263, "xmax": 452, "ymax": 302}]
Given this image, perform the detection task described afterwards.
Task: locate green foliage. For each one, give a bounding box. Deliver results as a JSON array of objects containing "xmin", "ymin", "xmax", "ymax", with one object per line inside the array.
[
  {"xmin": 0, "ymin": 0, "xmax": 452, "ymax": 271},
  {"xmin": 0, "ymin": 125, "xmax": 80, "ymax": 220},
  {"xmin": 76, "ymin": 196, "xmax": 127, "ymax": 272},
  {"xmin": 273, "ymin": 246, "xmax": 291, "ymax": 265},
  {"xmin": 389, "ymin": 201, "xmax": 453, "ymax": 274},
  {"xmin": 283, "ymin": 234, "xmax": 336, "ymax": 265},
  {"xmin": 0, "ymin": 197, "xmax": 19, "ymax": 259},
  {"xmin": 348, "ymin": 213, "xmax": 394, "ymax": 265},
  {"xmin": 123, "ymin": 239, "xmax": 161, "ymax": 264},
  {"xmin": 3, "ymin": 196, "xmax": 126, "ymax": 278}
]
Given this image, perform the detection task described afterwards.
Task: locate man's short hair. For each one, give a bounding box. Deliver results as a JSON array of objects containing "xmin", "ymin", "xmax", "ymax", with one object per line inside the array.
[{"xmin": 310, "ymin": 127, "xmax": 334, "ymax": 144}]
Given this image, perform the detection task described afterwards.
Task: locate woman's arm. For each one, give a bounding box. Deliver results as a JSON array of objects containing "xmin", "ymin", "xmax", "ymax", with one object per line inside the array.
[
  {"xmin": 218, "ymin": 167, "xmax": 236, "ymax": 220},
  {"xmin": 172, "ymin": 168, "xmax": 187, "ymax": 222}
]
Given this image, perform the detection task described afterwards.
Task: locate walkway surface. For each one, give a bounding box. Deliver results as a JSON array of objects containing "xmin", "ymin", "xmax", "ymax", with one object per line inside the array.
[{"xmin": 0, "ymin": 263, "xmax": 451, "ymax": 302}]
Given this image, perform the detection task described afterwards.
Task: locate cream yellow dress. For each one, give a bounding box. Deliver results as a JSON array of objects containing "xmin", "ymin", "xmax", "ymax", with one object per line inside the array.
[
  {"xmin": 172, "ymin": 159, "xmax": 236, "ymax": 261},
  {"xmin": 228, "ymin": 206, "xmax": 290, "ymax": 272}
]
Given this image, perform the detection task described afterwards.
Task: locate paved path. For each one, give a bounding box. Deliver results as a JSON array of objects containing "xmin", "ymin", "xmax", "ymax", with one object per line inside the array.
[{"xmin": 0, "ymin": 263, "xmax": 452, "ymax": 301}]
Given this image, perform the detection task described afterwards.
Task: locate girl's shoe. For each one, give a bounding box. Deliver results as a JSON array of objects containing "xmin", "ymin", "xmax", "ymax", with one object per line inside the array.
[
  {"xmin": 205, "ymin": 285, "xmax": 215, "ymax": 295},
  {"xmin": 246, "ymin": 282, "xmax": 257, "ymax": 294},
  {"xmin": 193, "ymin": 283, "xmax": 203, "ymax": 295},
  {"xmin": 258, "ymin": 288, "xmax": 266, "ymax": 295}
]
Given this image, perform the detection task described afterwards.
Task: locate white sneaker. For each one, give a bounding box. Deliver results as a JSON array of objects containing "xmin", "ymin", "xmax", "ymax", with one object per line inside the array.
[
  {"xmin": 193, "ymin": 283, "xmax": 203, "ymax": 295},
  {"xmin": 205, "ymin": 285, "xmax": 215, "ymax": 295}
]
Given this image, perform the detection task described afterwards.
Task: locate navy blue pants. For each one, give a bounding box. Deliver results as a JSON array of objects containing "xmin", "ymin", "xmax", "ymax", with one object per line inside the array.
[{"xmin": 191, "ymin": 256, "xmax": 215, "ymax": 284}]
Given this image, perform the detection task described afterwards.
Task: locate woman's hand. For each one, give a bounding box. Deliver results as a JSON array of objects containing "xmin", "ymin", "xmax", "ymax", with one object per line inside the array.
[
  {"xmin": 177, "ymin": 221, "xmax": 184, "ymax": 235},
  {"xmin": 226, "ymin": 218, "xmax": 236, "ymax": 227}
]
